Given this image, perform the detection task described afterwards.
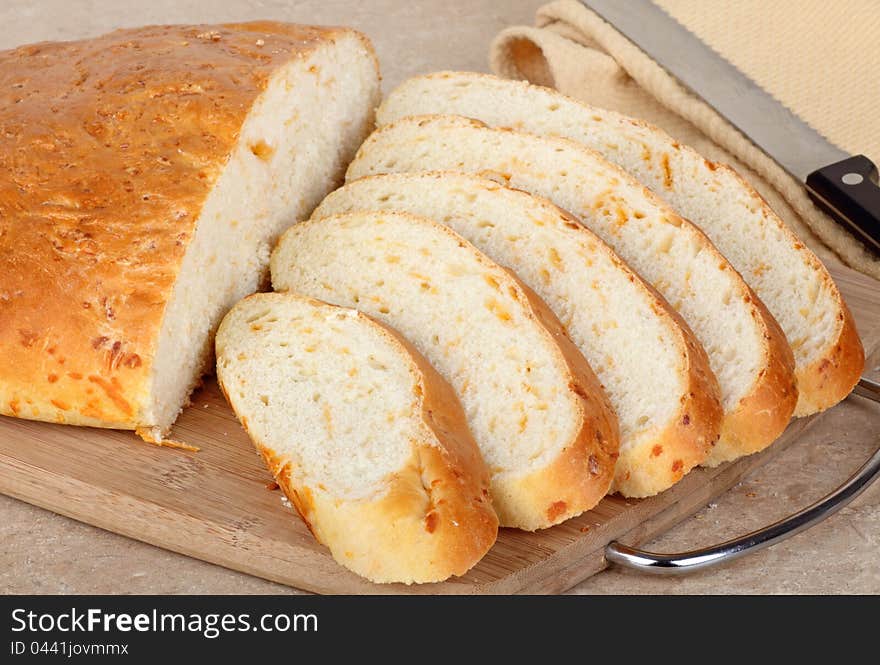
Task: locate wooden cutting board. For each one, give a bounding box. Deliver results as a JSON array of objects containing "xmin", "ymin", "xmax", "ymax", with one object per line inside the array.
[{"xmin": 0, "ymin": 263, "xmax": 877, "ymax": 594}]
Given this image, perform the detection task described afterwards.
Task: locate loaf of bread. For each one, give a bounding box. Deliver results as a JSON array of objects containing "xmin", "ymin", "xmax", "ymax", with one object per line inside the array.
[
  {"xmin": 0, "ymin": 23, "xmax": 380, "ymax": 440},
  {"xmin": 215, "ymin": 293, "xmax": 498, "ymax": 583},
  {"xmin": 313, "ymin": 172, "xmax": 722, "ymax": 497},
  {"xmin": 271, "ymin": 210, "xmax": 619, "ymax": 530},
  {"xmin": 378, "ymin": 71, "xmax": 864, "ymax": 419},
  {"xmin": 347, "ymin": 115, "xmax": 798, "ymax": 465}
]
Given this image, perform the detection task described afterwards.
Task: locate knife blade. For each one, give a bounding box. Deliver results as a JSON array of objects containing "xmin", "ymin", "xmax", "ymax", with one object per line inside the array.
[{"xmin": 581, "ymin": 0, "xmax": 880, "ymax": 253}]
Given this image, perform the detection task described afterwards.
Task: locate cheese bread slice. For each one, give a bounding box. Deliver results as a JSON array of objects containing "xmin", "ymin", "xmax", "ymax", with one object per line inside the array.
[
  {"xmin": 378, "ymin": 72, "xmax": 863, "ymax": 417},
  {"xmin": 348, "ymin": 116, "xmax": 797, "ymax": 465},
  {"xmin": 272, "ymin": 210, "xmax": 619, "ymax": 528},
  {"xmin": 313, "ymin": 172, "xmax": 721, "ymax": 496},
  {"xmin": 216, "ymin": 292, "xmax": 498, "ymax": 583}
]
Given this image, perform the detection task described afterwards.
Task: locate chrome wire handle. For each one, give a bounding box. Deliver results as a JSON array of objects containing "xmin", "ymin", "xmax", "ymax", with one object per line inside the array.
[{"xmin": 605, "ymin": 376, "xmax": 880, "ymax": 575}]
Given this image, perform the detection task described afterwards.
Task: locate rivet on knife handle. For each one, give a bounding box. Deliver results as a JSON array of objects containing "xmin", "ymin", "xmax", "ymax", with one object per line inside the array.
[{"xmin": 805, "ymin": 155, "xmax": 880, "ymax": 254}]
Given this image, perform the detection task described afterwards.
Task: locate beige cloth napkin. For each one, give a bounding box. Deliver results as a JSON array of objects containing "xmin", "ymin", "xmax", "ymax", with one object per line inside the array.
[{"xmin": 489, "ymin": 0, "xmax": 880, "ymax": 279}]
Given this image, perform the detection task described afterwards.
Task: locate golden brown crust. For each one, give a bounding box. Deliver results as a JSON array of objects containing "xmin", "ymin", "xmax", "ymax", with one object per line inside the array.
[
  {"xmin": 368, "ymin": 318, "xmax": 499, "ymax": 577},
  {"xmin": 575, "ymin": 139, "xmax": 800, "ymax": 466},
  {"xmin": 258, "ymin": 434, "xmax": 499, "ymax": 584},
  {"xmin": 717, "ymin": 165, "xmax": 865, "ymax": 417},
  {"xmin": 619, "ymin": 175, "xmax": 798, "ymax": 467},
  {"xmin": 705, "ymin": 290, "xmax": 798, "ymax": 466},
  {"xmin": 793, "ymin": 299, "xmax": 864, "ymax": 416},
  {"xmin": 498, "ymin": 274, "xmax": 619, "ymax": 530},
  {"xmin": 0, "ymin": 22, "xmax": 369, "ymax": 430},
  {"xmin": 612, "ymin": 295, "xmax": 722, "ymax": 496},
  {"xmin": 216, "ymin": 294, "xmax": 497, "ymax": 583}
]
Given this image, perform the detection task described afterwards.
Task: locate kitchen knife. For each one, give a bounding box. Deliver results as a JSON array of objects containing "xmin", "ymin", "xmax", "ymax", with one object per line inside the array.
[{"xmin": 581, "ymin": 0, "xmax": 880, "ymax": 253}]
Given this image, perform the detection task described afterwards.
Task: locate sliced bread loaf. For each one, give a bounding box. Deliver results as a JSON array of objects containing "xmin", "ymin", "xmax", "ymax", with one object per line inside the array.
[
  {"xmin": 313, "ymin": 172, "xmax": 722, "ymax": 496},
  {"xmin": 0, "ymin": 23, "xmax": 380, "ymax": 439},
  {"xmin": 347, "ymin": 116, "xmax": 798, "ymax": 466},
  {"xmin": 215, "ymin": 293, "xmax": 498, "ymax": 583},
  {"xmin": 271, "ymin": 211, "xmax": 619, "ymax": 529},
  {"xmin": 378, "ymin": 71, "xmax": 864, "ymax": 416}
]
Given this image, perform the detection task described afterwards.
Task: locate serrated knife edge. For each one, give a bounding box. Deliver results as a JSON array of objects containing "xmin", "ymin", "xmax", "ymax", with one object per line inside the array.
[{"xmin": 580, "ymin": 0, "xmax": 849, "ymax": 182}]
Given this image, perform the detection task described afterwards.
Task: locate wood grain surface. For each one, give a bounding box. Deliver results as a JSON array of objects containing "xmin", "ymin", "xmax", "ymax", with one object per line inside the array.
[{"xmin": 0, "ymin": 262, "xmax": 876, "ymax": 594}]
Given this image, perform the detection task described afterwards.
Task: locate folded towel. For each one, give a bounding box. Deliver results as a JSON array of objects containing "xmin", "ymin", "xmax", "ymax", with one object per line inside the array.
[{"xmin": 490, "ymin": 0, "xmax": 880, "ymax": 279}]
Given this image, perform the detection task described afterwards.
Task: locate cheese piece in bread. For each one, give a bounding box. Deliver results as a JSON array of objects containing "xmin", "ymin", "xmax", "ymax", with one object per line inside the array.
[
  {"xmin": 347, "ymin": 116, "xmax": 797, "ymax": 466},
  {"xmin": 271, "ymin": 211, "xmax": 619, "ymax": 530},
  {"xmin": 313, "ymin": 172, "xmax": 722, "ymax": 497},
  {"xmin": 378, "ymin": 71, "xmax": 864, "ymax": 417},
  {"xmin": 0, "ymin": 23, "xmax": 380, "ymax": 439},
  {"xmin": 216, "ymin": 293, "xmax": 498, "ymax": 583}
]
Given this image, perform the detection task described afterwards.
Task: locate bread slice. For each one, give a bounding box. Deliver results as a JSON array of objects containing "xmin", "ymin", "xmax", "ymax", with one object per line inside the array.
[
  {"xmin": 215, "ymin": 293, "xmax": 498, "ymax": 583},
  {"xmin": 271, "ymin": 211, "xmax": 619, "ymax": 529},
  {"xmin": 313, "ymin": 172, "xmax": 722, "ymax": 497},
  {"xmin": 378, "ymin": 71, "xmax": 864, "ymax": 417},
  {"xmin": 0, "ymin": 23, "xmax": 380, "ymax": 439},
  {"xmin": 347, "ymin": 116, "xmax": 797, "ymax": 466}
]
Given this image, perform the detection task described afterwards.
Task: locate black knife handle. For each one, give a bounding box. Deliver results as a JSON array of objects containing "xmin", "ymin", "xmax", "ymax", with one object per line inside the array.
[{"xmin": 805, "ymin": 155, "xmax": 880, "ymax": 254}]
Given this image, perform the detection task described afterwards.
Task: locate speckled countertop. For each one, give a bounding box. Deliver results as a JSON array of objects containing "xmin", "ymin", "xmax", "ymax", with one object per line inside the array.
[{"xmin": 1, "ymin": 0, "xmax": 878, "ymax": 595}]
